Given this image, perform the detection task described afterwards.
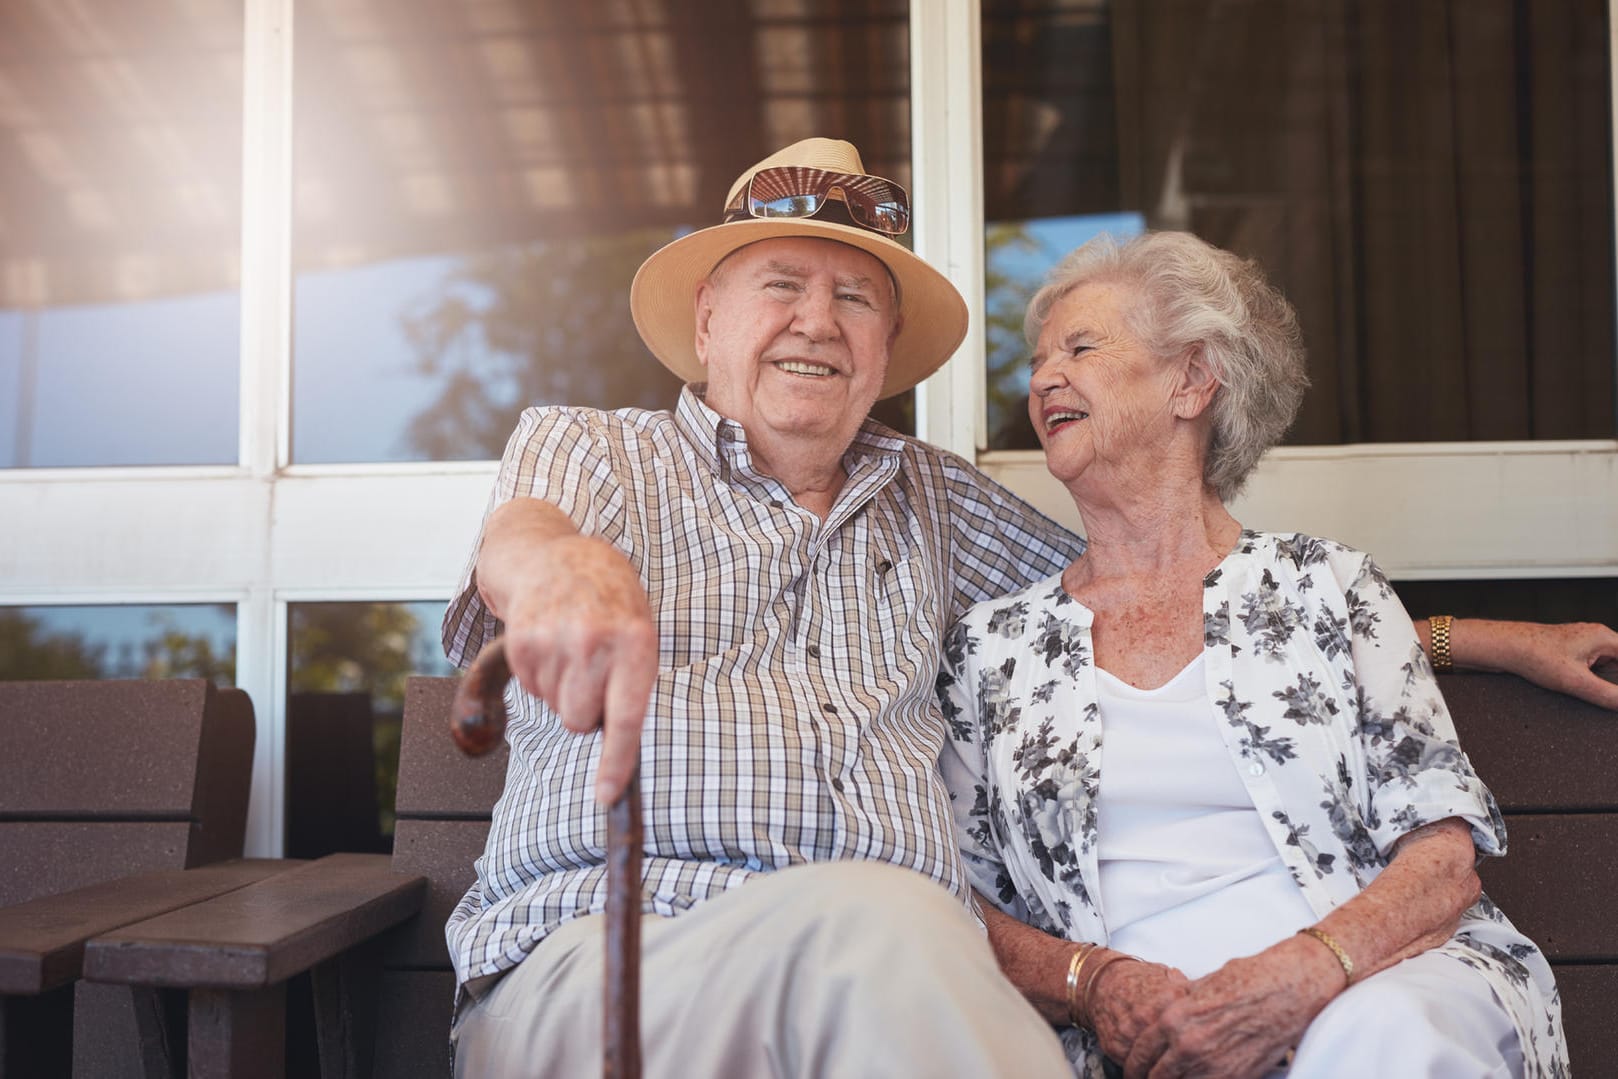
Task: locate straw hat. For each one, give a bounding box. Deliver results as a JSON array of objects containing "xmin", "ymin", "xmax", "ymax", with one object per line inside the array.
[{"xmin": 629, "ymin": 138, "xmax": 969, "ymax": 400}]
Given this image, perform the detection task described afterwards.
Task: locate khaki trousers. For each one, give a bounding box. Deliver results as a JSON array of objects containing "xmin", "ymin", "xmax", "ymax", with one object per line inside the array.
[{"xmin": 451, "ymin": 861, "xmax": 1071, "ymax": 1078}]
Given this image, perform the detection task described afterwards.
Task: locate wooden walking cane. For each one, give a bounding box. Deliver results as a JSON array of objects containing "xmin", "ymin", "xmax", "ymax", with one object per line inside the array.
[{"xmin": 450, "ymin": 635, "xmax": 644, "ymax": 1079}]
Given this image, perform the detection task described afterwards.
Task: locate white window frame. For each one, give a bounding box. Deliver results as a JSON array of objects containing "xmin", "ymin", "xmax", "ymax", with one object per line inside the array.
[{"xmin": 2, "ymin": 0, "xmax": 1614, "ymax": 856}]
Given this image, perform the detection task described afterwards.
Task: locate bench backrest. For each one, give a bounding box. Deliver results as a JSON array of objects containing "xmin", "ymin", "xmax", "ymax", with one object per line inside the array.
[
  {"xmin": 0, "ymin": 678, "xmax": 256, "ymax": 1076},
  {"xmin": 0, "ymin": 679, "xmax": 256, "ymax": 906},
  {"xmin": 1437, "ymin": 671, "xmax": 1618, "ymax": 1071},
  {"xmin": 371, "ymin": 676, "xmax": 507, "ymax": 1077},
  {"xmin": 380, "ymin": 672, "xmax": 1617, "ymax": 1075}
]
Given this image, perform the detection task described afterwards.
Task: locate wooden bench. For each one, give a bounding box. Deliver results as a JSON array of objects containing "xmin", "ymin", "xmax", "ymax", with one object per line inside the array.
[
  {"xmin": 354, "ymin": 673, "xmax": 1617, "ymax": 1075},
  {"xmin": 1443, "ymin": 671, "xmax": 1618, "ymax": 1072},
  {"xmin": 83, "ymin": 853, "xmax": 425, "ymax": 1079},
  {"xmin": 0, "ymin": 678, "xmax": 256, "ymax": 1077}
]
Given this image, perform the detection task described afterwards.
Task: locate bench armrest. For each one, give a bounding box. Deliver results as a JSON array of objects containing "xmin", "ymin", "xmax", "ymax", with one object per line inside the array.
[
  {"xmin": 0, "ymin": 859, "xmax": 295, "ymax": 995},
  {"xmin": 82, "ymin": 853, "xmax": 425, "ymax": 990}
]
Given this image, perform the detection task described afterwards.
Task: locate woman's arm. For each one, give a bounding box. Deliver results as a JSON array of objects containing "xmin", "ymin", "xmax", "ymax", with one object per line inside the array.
[
  {"xmin": 1415, "ymin": 616, "xmax": 1618, "ymax": 711},
  {"xmin": 1121, "ymin": 817, "xmax": 1478, "ymax": 1079},
  {"xmin": 978, "ymin": 895, "xmax": 1190, "ymax": 1061}
]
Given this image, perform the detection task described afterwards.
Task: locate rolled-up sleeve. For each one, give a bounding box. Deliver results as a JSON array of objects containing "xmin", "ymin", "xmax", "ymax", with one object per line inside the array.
[
  {"xmin": 1344, "ymin": 554, "xmax": 1508, "ymax": 860},
  {"xmin": 441, "ymin": 407, "xmax": 625, "ymax": 669}
]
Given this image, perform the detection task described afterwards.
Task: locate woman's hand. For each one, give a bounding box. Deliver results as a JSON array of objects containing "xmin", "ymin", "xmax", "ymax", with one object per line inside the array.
[
  {"xmin": 1122, "ymin": 934, "xmax": 1342, "ymax": 1079},
  {"xmin": 1086, "ymin": 957, "xmax": 1191, "ymax": 1065},
  {"xmin": 1440, "ymin": 618, "xmax": 1618, "ymax": 711}
]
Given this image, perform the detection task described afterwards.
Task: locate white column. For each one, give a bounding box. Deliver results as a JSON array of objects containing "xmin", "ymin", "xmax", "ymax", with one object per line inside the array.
[
  {"xmin": 909, "ymin": 0, "xmax": 986, "ymax": 458},
  {"xmin": 238, "ymin": 0, "xmax": 296, "ymax": 856}
]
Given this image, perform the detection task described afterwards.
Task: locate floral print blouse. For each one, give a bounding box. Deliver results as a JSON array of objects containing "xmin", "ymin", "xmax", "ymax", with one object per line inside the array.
[{"xmin": 936, "ymin": 531, "xmax": 1568, "ymax": 1076}]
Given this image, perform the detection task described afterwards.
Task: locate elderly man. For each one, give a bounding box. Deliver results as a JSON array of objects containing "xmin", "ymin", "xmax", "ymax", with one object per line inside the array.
[{"xmin": 443, "ymin": 138, "xmax": 1618, "ymax": 1077}]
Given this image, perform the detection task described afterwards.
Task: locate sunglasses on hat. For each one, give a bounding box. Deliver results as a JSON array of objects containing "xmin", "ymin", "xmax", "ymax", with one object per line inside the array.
[{"xmin": 723, "ymin": 165, "xmax": 911, "ymax": 236}]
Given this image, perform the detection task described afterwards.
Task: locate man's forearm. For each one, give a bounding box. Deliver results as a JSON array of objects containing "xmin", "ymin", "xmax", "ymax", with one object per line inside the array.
[{"xmin": 475, "ymin": 497, "xmax": 588, "ymax": 621}]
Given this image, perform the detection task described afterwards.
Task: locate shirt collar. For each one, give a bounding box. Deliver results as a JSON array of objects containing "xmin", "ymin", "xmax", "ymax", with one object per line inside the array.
[{"xmin": 672, "ymin": 382, "xmax": 908, "ymax": 476}]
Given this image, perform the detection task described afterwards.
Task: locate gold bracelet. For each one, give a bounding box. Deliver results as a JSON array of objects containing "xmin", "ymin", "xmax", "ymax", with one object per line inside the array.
[
  {"xmin": 1427, "ymin": 614, "xmax": 1454, "ymax": 673},
  {"xmin": 1081, "ymin": 951, "xmax": 1145, "ymax": 1028},
  {"xmin": 1297, "ymin": 926, "xmax": 1354, "ymax": 985},
  {"xmin": 1064, "ymin": 944, "xmax": 1097, "ymax": 1026}
]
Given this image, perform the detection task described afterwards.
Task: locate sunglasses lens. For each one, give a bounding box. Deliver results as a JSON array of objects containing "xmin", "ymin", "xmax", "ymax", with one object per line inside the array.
[
  {"xmin": 845, "ymin": 194, "xmax": 909, "ymax": 234},
  {"xmin": 750, "ymin": 192, "xmax": 827, "ymax": 219}
]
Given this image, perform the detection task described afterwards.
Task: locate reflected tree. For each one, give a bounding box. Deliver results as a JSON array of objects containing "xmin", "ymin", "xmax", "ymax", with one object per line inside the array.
[
  {"xmin": 142, "ymin": 613, "xmax": 235, "ymax": 684},
  {"xmin": 984, "ymin": 221, "xmax": 1044, "ymax": 448},
  {"xmin": 0, "ymin": 610, "xmax": 104, "ymax": 679},
  {"xmin": 401, "ymin": 228, "xmax": 686, "ymax": 459},
  {"xmin": 288, "ymin": 602, "xmax": 420, "ymax": 704},
  {"xmin": 287, "ymin": 602, "xmax": 453, "ymax": 840},
  {"xmin": 0, "ymin": 607, "xmax": 235, "ymax": 683}
]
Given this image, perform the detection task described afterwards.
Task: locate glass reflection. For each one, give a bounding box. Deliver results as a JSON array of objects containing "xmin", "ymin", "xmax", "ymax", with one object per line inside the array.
[
  {"xmin": 292, "ymin": 0, "xmax": 912, "ymax": 463},
  {"xmin": 0, "ymin": 2, "xmax": 243, "ymax": 468},
  {"xmin": 0, "ymin": 605, "xmax": 236, "ymax": 683},
  {"xmin": 982, "ymin": 0, "xmax": 1615, "ymax": 450},
  {"xmin": 285, "ymin": 601, "xmax": 455, "ymax": 857}
]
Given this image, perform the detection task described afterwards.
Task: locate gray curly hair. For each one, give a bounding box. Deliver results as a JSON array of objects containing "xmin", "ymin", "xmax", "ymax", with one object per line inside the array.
[{"xmin": 1024, "ymin": 231, "xmax": 1309, "ymax": 502}]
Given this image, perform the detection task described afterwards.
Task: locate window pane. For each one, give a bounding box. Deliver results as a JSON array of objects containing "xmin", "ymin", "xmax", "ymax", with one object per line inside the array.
[
  {"xmin": 286, "ymin": 601, "xmax": 455, "ymax": 857},
  {"xmin": 0, "ymin": 2, "xmax": 243, "ymax": 468},
  {"xmin": 982, "ymin": 0, "xmax": 1616, "ymax": 450},
  {"xmin": 0, "ymin": 605, "xmax": 237, "ymax": 683},
  {"xmin": 292, "ymin": 0, "xmax": 913, "ymax": 463}
]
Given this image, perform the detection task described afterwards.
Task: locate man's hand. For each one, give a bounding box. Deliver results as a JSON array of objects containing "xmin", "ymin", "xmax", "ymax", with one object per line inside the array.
[
  {"xmin": 1448, "ymin": 619, "xmax": 1618, "ymax": 711},
  {"xmin": 477, "ymin": 499, "xmax": 659, "ymax": 803}
]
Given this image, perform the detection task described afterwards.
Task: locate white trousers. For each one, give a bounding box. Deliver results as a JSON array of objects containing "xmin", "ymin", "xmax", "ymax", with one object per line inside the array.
[
  {"xmin": 451, "ymin": 861, "xmax": 1072, "ymax": 1079},
  {"xmin": 1279, "ymin": 950, "xmax": 1524, "ymax": 1078}
]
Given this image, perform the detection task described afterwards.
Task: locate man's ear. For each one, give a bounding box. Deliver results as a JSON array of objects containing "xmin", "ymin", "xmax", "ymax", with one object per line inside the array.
[
  {"xmin": 693, "ymin": 281, "xmax": 715, "ymax": 368},
  {"xmin": 1172, "ymin": 344, "xmax": 1221, "ymax": 420}
]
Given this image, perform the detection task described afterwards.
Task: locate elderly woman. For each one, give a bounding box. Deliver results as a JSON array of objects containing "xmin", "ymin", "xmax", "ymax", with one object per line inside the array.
[{"xmin": 937, "ymin": 231, "xmax": 1567, "ymax": 1077}]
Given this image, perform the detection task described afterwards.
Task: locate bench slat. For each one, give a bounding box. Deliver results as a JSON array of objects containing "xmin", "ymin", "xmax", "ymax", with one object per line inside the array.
[
  {"xmin": 1553, "ymin": 963, "xmax": 1618, "ymax": 1072},
  {"xmin": 1480, "ymin": 814, "xmax": 1618, "ymax": 961},
  {"xmin": 0, "ymin": 680, "xmax": 214, "ymax": 816},
  {"xmin": 385, "ymin": 819, "xmax": 489, "ymax": 968},
  {"xmin": 0, "ymin": 859, "xmax": 295, "ymax": 995},
  {"xmin": 395, "ymin": 677, "xmax": 508, "ymax": 818},
  {"xmin": 1, "ymin": 822, "xmax": 199, "ymax": 907},
  {"xmin": 84, "ymin": 854, "xmax": 425, "ymax": 990},
  {"xmin": 1439, "ymin": 672, "xmax": 1618, "ymax": 812}
]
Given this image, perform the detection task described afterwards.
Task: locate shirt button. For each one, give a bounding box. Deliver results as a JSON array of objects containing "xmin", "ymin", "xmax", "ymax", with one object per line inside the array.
[
  {"xmin": 822, "ymin": 702, "xmax": 838, "ymax": 715},
  {"xmin": 771, "ymin": 500, "xmax": 785, "ymax": 510},
  {"xmin": 1248, "ymin": 761, "xmax": 1266, "ymax": 777},
  {"xmin": 832, "ymin": 777, "xmax": 846, "ymax": 792},
  {"xmin": 807, "ymin": 644, "xmax": 821, "ymax": 658}
]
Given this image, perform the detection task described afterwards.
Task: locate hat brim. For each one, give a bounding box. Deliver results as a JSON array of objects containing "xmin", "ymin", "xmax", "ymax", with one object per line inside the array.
[{"xmin": 630, "ymin": 218, "xmax": 969, "ymax": 400}]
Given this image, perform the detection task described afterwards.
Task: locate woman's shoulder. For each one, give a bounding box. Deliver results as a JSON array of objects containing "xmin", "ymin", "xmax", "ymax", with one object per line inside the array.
[
  {"xmin": 951, "ymin": 571, "xmax": 1072, "ymax": 640},
  {"xmin": 1236, "ymin": 530, "xmax": 1374, "ymax": 583}
]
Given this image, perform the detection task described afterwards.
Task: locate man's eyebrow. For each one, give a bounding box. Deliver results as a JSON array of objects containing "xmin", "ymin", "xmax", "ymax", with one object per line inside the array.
[
  {"xmin": 758, "ymin": 259, "xmax": 809, "ymax": 278},
  {"xmin": 835, "ymin": 273, "xmax": 878, "ymax": 290}
]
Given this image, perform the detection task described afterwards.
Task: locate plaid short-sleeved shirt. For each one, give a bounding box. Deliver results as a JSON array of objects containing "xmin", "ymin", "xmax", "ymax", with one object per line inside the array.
[{"xmin": 442, "ymin": 386, "xmax": 1083, "ymax": 986}]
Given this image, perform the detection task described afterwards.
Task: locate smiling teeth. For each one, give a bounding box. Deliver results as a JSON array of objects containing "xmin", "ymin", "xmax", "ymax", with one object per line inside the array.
[
  {"xmin": 1050, "ymin": 410, "xmax": 1088, "ymax": 423},
  {"xmin": 777, "ymin": 361, "xmax": 835, "ymax": 376}
]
